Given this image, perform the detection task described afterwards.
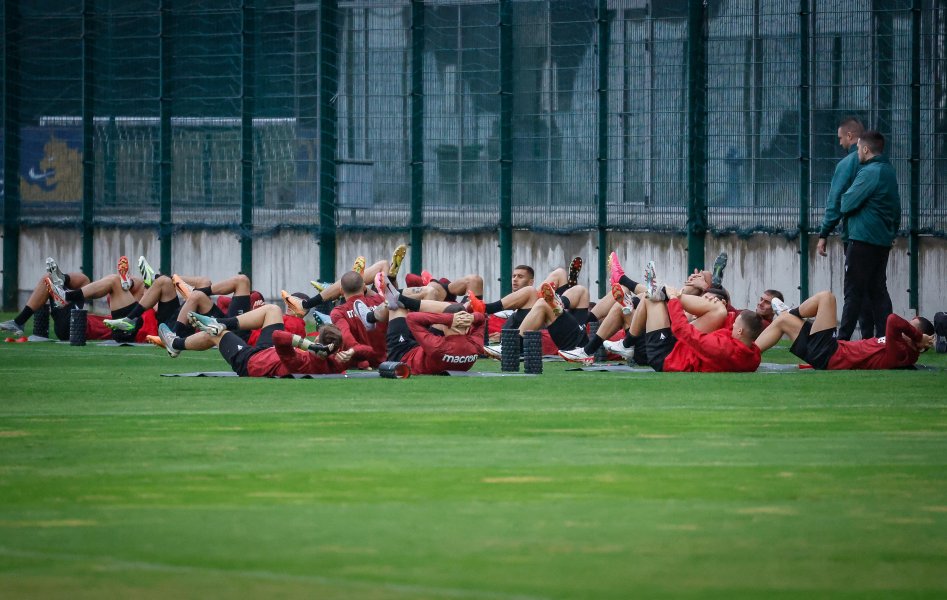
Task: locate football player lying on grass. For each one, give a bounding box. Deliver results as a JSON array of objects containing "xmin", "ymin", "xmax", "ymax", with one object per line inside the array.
[
  {"xmin": 754, "ymin": 290, "xmax": 934, "ymax": 370},
  {"xmin": 152, "ymin": 303, "xmax": 352, "ymax": 377}
]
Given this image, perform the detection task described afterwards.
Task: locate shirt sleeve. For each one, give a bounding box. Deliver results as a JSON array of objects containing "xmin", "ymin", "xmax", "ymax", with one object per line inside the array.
[
  {"xmin": 667, "ymin": 298, "xmax": 735, "ymax": 361},
  {"xmin": 275, "ymin": 341, "xmax": 315, "ymax": 373},
  {"xmin": 840, "ymin": 165, "xmax": 880, "ymax": 216},
  {"xmin": 883, "ymin": 313, "xmax": 921, "ymax": 366},
  {"xmin": 406, "ymin": 312, "xmax": 454, "ymax": 348},
  {"xmin": 330, "ymin": 309, "xmax": 375, "ymax": 359},
  {"xmin": 819, "ymin": 154, "xmax": 857, "ymax": 237}
]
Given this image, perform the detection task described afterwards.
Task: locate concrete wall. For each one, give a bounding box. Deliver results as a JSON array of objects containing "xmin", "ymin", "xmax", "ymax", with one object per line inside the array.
[{"xmin": 8, "ymin": 226, "xmax": 947, "ymax": 318}]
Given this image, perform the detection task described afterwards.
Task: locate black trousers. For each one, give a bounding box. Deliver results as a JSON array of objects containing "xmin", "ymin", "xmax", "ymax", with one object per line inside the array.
[{"xmin": 839, "ymin": 240, "xmax": 893, "ymax": 341}]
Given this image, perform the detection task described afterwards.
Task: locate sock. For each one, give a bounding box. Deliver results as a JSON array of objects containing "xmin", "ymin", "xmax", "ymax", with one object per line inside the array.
[
  {"xmin": 62, "ymin": 274, "xmax": 72, "ymax": 288},
  {"xmin": 560, "ymin": 296, "xmax": 572, "ymax": 310},
  {"xmin": 125, "ymin": 303, "xmax": 145, "ymax": 320},
  {"xmin": 194, "ymin": 286, "xmax": 212, "ymax": 297},
  {"xmin": 399, "ymin": 294, "xmax": 421, "ymax": 312},
  {"xmin": 485, "ymin": 300, "xmax": 504, "ymax": 314},
  {"xmin": 476, "ymin": 295, "xmax": 483, "ymax": 300},
  {"xmin": 219, "ymin": 317, "xmax": 239, "ymax": 331},
  {"xmin": 303, "ymin": 293, "xmax": 324, "ymax": 310},
  {"xmin": 631, "ymin": 296, "xmax": 641, "ymax": 309},
  {"xmin": 366, "ymin": 311, "xmax": 377, "ymax": 324},
  {"xmin": 584, "ymin": 334, "xmax": 605, "ymax": 355},
  {"xmin": 171, "ymin": 336, "xmax": 187, "ymax": 351},
  {"xmin": 619, "ymin": 275, "xmax": 640, "ymax": 292},
  {"xmin": 789, "ymin": 307, "xmax": 801, "ymax": 319},
  {"xmin": 572, "ymin": 308, "xmax": 589, "ymax": 326},
  {"xmin": 173, "ymin": 320, "xmax": 194, "ymax": 337},
  {"xmin": 14, "ymin": 306, "xmax": 34, "ymax": 326},
  {"xmin": 65, "ymin": 289, "xmax": 85, "ymax": 303},
  {"xmin": 622, "ymin": 331, "xmax": 636, "ymax": 348}
]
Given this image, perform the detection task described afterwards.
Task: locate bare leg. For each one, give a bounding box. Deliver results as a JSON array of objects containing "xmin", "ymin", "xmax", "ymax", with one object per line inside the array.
[
  {"xmin": 629, "ymin": 293, "xmax": 648, "ymax": 336},
  {"xmin": 177, "ymin": 291, "xmax": 215, "ymax": 326},
  {"xmin": 542, "ymin": 268, "xmax": 567, "ymax": 288},
  {"xmin": 591, "ymin": 289, "xmax": 618, "ymax": 320},
  {"xmin": 797, "ymin": 290, "xmax": 837, "ymax": 334},
  {"xmin": 211, "ymin": 274, "xmax": 251, "ymax": 297},
  {"xmin": 754, "ymin": 313, "xmax": 805, "ymax": 352},
  {"xmin": 137, "ymin": 276, "xmax": 177, "ymax": 310},
  {"xmin": 232, "ymin": 303, "xmax": 284, "ymax": 331},
  {"xmin": 447, "ymin": 274, "xmax": 484, "ymax": 298},
  {"xmin": 362, "ymin": 260, "xmax": 390, "ymax": 284},
  {"xmin": 643, "ymin": 298, "xmax": 671, "ymax": 333},
  {"xmin": 178, "ymin": 274, "xmax": 213, "ymax": 289},
  {"xmin": 492, "ymin": 286, "xmax": 538, "ymax": 310},
  {"xmin": 518, "ymin": 300, "xmax": 555, "ymax": 333},
  {"xmin": 562, "ymin": 285, "xmax": 589, "ymax": 309},
  {"xmin": 183, "ymin": 331, "xmax": 217, "ymax": 351},
  {"xmin": 79, "ymin": 274, "xmax": 137, "ymax": 310},
  {"xmin": 593, "ymin": 302, "xmax": 627, "ymax": 340}
]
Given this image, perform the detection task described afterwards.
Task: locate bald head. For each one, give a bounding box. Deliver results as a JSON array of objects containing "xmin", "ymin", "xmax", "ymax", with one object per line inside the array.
[{"xmin": 340, "ymin": 271, "xmax": 364, "ymax": 296}]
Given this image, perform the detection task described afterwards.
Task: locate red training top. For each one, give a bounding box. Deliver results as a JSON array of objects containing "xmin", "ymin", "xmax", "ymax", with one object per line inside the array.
[
  {"xmin": 827, "ymin": 313, "xmax": 922, "ymax": 370},
  {"xmin": 330, "ymin": 293, "xmax": 388, "ymax": 368},
  {"xmin": 247, "ymin": 314, "xmax": 306, "ymax": 346},
  {"xmin": 246, "ymin": 330, "xmax": 347, "ymax": 377},
  {"xmin": 662, "ymin": 298, "xmax": 761, "ymax": 373},
  {"xmin": 400, "ymin": 312, "xmax": 484, "ymax": 375}
]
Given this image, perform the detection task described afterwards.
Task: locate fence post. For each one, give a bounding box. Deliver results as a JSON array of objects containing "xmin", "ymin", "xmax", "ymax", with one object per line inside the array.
[
  {"xmin": 319, "ymin": 0, "xmax": 339, "ymax": 282},
  {"xmin": 686, "ymin": 0, "xmax": 707, "ymax": 273},
  {"xmin": 909, "ymin": 0, "xmax": 920, "ymax": 311},
  {"xmin": 499, "ymin": 0, "xmax": 513, "ymax": 295},
  {"xmin": 240, "ymin": 0, "xmax": 256, "ymax": 278},
  {"xmin": 82, "ymin": 0, "xmax": 95, "ymax": 279},
  {"xmin": 597, "ymin": 0, "xmax": 610, "ymax": 299},
  {"xmin": 798, "ymin": 0, "xmax": 811, "ymax": 301},
  {"xmin": 159, "ymin": 0, "xmax": 172, "ymax": 275},
  {"xmin": 410, "ymin": 0, "xmax": 424, "ymax": 274},
  {"xmin": 2, "ymin": 0, "xmax": 20, "ymax": 311}
]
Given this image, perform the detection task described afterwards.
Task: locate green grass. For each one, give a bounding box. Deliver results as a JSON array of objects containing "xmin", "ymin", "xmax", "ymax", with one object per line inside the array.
[{"xmin": 1, "ymin": 315, "xmax": 946, "ymax": 599}]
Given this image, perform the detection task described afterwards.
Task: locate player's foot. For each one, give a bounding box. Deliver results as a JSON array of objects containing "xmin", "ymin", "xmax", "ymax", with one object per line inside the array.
[
  {"xmin": 187, "ymin": 311, "xmax": 225, "ymax": 336},
  {"xmin": 608, "ymin": 251, "xmax": 625, "ymax": 286},
  {"xmin": 104, "ymin": 316, "xmax": 137, "ymax": 333},
  {"xmin": 281, "ymin": 290, "xmax": 308, "ymax": 317},
  {"xmin": 611, "ymin": 283, "xmax": 634, "ymax": 316},
  {"xmin": 466, "ymin": 290, "xmax": 486, "ymax": 314},
  {"xmin": 353, "ymin": 299, "xmax": 376, "ymax": 331},
  {"xmin": 711, "ymin": 251, "xmax": 728, "ymax": 287},
  {"xmin": 559, "ymin": 346, "xmax": 594, "ymax": 365},
  {"xmin": 171, "ymin": 274, "xmax": 193, "ymax": 300},
  {"xmin": 644, "ymin": 261, "xmax": 663, "ymax": 301},
  {"xmin": 771, "ymin": 297, "xmax": 790, "ymax": 318},
  {"xmin": 352, "ymin": 256, "xmax": 366, "ymax": 274},
  {"xmin": 138, "ymin": 256, "xmax": 156, "ymax": 288},
  {"xmin": 420, "ymin": 270, "xmax": 433, "ymax": 286},
  {"xmin": 117, "ymin": 256, "xmax": 132, "ymax": 291},
  {"xmin": 540, "ymin": 281, "xmax": 564, "ymax": 316},
  {"xmin": 567, "ymin": 256, "xmax": 583, "ymax": 287},
  {"xmin": 146, "ymin": 334, "xmax": 164, "ymax": 348},
  {"xmin": 309, "ymin": 280, "xmax": 330, "ymax": 292},
  {"xmin": 155, "ymin": 323, "xmax": 180, "ymax": 358},
  {"xmin": 603, "ymin": 338, "xmax": 635, "ymax": 360},
  {"xmin": 44, "ymin": 276, "xmax": 69, "ymax": 308},
  {"xmin": 389, "ymin": 244, "xmax": 407, "ymax": 277},
  {"xmin": 0, "ymin": 320, "xmax": 24, "ymax": 337},
  {"xmin": 483, "ymin": 344, "xmax": 502, "ymax": 360},
  {"xmin": 45, "ymin": 257, "xmax": 65, "ymax": 287}
]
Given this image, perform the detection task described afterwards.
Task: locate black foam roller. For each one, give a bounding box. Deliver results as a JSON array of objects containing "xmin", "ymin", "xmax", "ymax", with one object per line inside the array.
[
  {"xmin": 69, "ymin": 308, "xmax": 87, "ymax": 346},
  {"xmin": 522, "ymin": 330, "xmax": 543, "ymax": 374},
  {"xmin": 33, "ymin": 304, "xmax": 50, "ymax": 338},
  {"xmin": 500, "ymin": 329, "xmax": 520, "ymax": 372}
]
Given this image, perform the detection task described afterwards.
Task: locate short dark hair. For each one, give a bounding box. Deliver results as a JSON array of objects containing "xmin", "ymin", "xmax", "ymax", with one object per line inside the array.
[
  {"xmin": 764, "ymin": 289, "xmax": 784, "ymax": 302},
  {"xmin": 513, "ymin": 265, "xmax": 534, "ymax": 279},
  {"xmin": 705, "ymin": 286, "xmax": 730, "ymax": 305},
  {"xmin": 915, "ymin": 316, "xmax": 935, "ymax": 336},
  {"xmin": 738, "ymin": 310, "xmax": 765, "ymax": 341},
  {"xmin": 859, "ymin": 130, "xmax": 885, "ymax": 155},
  {"xmin": 317, "ymin": 324, "xmax": 343, "ymax": 350},
  {"xmin": 838, "ymin": 116, "xmax": 864, "ymax": 134},
  {"xmin": 443, "ymin": 302, "xmax": 466, "ymax": 314},
  {"xmin": 340, "ymin": 271, "xmax": 363, "ymax": 295}
]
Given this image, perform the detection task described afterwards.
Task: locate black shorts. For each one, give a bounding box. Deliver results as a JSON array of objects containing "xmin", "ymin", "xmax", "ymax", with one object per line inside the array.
[
  {"xmin": 109, "ymin": 304, "xmax": 143, "ymax": 343},
  {"xmin": 385, "ymin": 317, "xmax": 418, "ymax": 362},
  {"xmin": 206, "ymin": 297, "xmax": 252, "ymax": 341},
  {"xmin": 789, "ymin": 321, "xmax": 838, "ymax": 370},
  {"xmin": 503, "ymin": 308, "xmax": 530, "ymax": 331},
  {"xmin": 156, "ymin": 298, "xmax": 182, "ymax": 327},
  {"xmin": 51, "ymin": 303, "xmax": 76, "ymax": 341},
  {"xmin": 217, "ymin": 323, "xmax": 282, "ymax": 376},
  {"xmin": 632, "ymin": 334, "xmax": 649, "ymax": 366},
  {"xmin": 547, "ymin": 312, "xmax": 589, "ymax": 351},
  {"xmin": 645, "ymin": 328, "xmax": 677, "ymax": 372}
]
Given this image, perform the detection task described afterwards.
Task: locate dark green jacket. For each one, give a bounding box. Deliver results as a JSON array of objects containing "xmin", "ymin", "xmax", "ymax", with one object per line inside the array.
[
  {"xmin": 818, "ymin": 144, "xmax": 860, "ymax": 240},
  {"xmin": 839, "ymin": 155, "xmax": 901, "ymax": 247}
]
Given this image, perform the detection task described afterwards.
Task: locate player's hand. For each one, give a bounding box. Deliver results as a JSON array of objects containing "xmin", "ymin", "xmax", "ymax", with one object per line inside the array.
[
  {"xmin": 335, "ymin": 348, "xmax": 355, "ymax": 363},
  {"xmin": 664, "ymin": 285, "xmax": 681, "ymax": 299},
  {"xmin": 452, "ymin": 311, "xmax": 473, "ymax": 329},
  {"xmin": 918, "ymin": 334, "xmax": 934, "ymax": 352},
  {"xmin": 685, "ymin": 272, "xmax": 707, "ymax": 292},
  {"xmin": 817, "ymin": 238, "xmax": 827, "ymax": 257}
]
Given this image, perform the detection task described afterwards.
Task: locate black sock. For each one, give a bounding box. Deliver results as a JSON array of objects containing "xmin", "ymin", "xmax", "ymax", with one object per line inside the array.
[
  {"xmin": 631, "ymin": 296, "xmax": 641, "ymax": 309},
  {"xmin": 366, "ymin": 311, "xmax": 377, "ymax": 324},
  {"xmin": 399, "ymin": 294, "xmax": 421, "ymax": 312},
  {"xmin": 219, "ymin": 317, "xmax": 240, "ymax": 331},
  {"xmin": 14, "ymin": 306, "xmax": 34, "ymax": 326},
  {"xmin": 619, "ymin": 275, "xmax": 640, "ymax": 292},
  {"xmin": 572, "ymin": 308, "xmax": 589, "ymax": 326},
  {"xmin": 485, "ymin": 300, "xmax": 504, "ymax": 314},
  {"xmin": 62, "ymin": 274, "xmax": 72, "ymax": 288},
  {"xmin": 583, "ymin": 334, "xmax": 605, "ymax": 355},
  {"xmin": 194, "ymin": 286, "xmax": 212, "ymax": 297},
  {"xmin": 173, "ymin": 320, "xmax": 194, "ymax": 337},
  {"xmin": 125, "ymin": 303, "xmax": 145, "ymax": 320},
  {"xmin": 622, "ymin": 331, "xmax": 636, "ymax": 348},
  {"xmin": 789, "ymin": 307, "xmax": 801, "ymax": 319},
  {"xmin": 65, "ymin": 289, "xmax": 85, "ymax": 303},
  {"xmin": 303, "ymin": 293, "xmax": 324, "ymax": 310},
  {"xmin": 560, "ymin": 296, "xmax": 572, "ymax": 310},
  {"xmin": 171, "ymin": 336, "xmax": 187, "ymax": 351}
]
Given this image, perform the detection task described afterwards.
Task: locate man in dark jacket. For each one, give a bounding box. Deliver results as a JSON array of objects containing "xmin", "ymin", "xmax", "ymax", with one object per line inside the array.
[{"xmin": 836, "ymin": 130, "xmax": 901, "ymax": 340}]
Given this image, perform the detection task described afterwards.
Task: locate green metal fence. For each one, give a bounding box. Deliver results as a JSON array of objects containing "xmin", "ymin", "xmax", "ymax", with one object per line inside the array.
[{"xmin": 3, "ymin": 0, "xmax": 946, "ymax": 308}]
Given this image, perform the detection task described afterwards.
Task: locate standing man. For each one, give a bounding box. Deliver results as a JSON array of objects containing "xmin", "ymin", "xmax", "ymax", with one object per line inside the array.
[
  {"xmin": 835, "ymin": 130, "xmax": 901, "ymax": 340},
  {"xmin": 817, "ymin": 116, "xmax": 875, "ymax": 339}
]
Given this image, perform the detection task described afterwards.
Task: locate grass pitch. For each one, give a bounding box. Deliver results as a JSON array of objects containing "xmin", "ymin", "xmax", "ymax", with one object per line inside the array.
[{"xmin": 1, "ymin": 318, "xmax": 946, "ymax": 599}]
